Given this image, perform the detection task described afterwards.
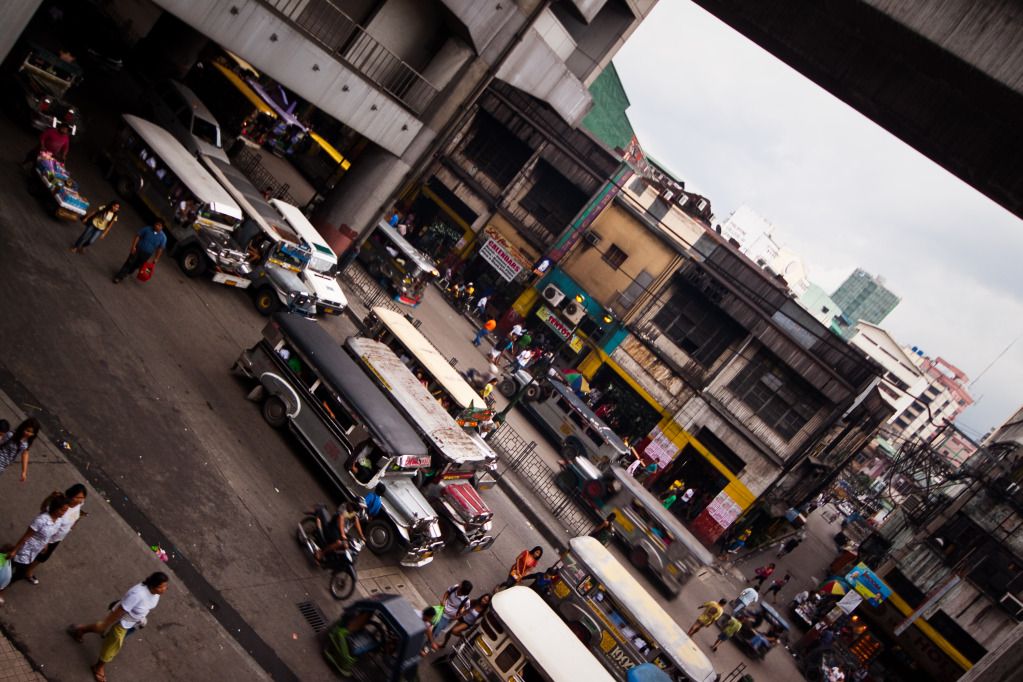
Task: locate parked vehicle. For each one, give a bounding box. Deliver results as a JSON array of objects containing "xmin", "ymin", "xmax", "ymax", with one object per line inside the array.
[
  {"xmin": 269, "ymin": 199, "xmax": 348, "ymax": 316},
  {"xmin": 557, "ymin": 464, "xmax": 714, "ymax": 597},
  {"xmin": 13, "ymin": 43, "xmax": 82, "ymax": 134},
  {"xmin": 345, "ymin": 337, "xmax": 496, "ymax": 552},
  {"xmin": 148, "ymin": 80, "xmax": 229, "ymax": 162},
  {"xmin": 548, "ymin": 537, "xmax": 717, "ymax": 681},
  {"xmin": 296, "ymin": 503, "xmax": 361, "ymax": 600},
  {"xmin": 517, "ymin": 378, "xmax": 630, "ymax": 464},
  {"xmin": 358, "ymin": 222, "xmax": 438, "ymax": 306},
  {"xmin": 323, "ymin": 594, "xmax": 425, "ymax": 681},
  {"xmin": 234, "ymin": 313, "xmax": 443, "ymax": 566},
  {"xmin": 446, "ymin": 585, "xmax": 615, "ymax": 682},
  {"xmin": 198, "ymin": 154, "xmax": 317, "ymax": 316}
]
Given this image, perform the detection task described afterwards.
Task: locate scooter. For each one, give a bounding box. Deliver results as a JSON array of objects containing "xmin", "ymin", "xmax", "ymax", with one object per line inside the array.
[{"xmin": 297, "ymin": 505, "xmax": 362, "ymax": 600}]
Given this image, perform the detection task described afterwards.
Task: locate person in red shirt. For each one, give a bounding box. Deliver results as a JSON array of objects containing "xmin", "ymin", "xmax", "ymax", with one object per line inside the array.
[
  {"xmin": 39, "ymin": 124, "xmax": 71, "ymax": 161},
  {"xmin": 501, "ymin": 546, "xmax": 543, "ymax": 589}
]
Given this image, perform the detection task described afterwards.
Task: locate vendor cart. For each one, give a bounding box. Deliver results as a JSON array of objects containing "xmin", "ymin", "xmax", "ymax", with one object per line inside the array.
[{"xmin": 32, "ymin": 151, "xmax": 89, "ymax": 220}]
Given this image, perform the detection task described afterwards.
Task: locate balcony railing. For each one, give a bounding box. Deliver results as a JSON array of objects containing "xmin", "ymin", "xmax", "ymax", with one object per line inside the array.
[{"xmin": 263, "ymin": 0, "xmax": 439, "ymax": 115}]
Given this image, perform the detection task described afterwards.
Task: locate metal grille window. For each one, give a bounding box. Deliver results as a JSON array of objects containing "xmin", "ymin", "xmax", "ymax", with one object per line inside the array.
[
  {"xmin": 519, "ymin": 160, "xmax": 587, "ymax": 238},
  {"xmin": 727, "ymin": 350, "xmax": 824, "ymax": 440},
  {"xmin": 651, "ymin": 281, "xmax": 743, "ymax": 367},
  {"xmin": 602, "ymin": 244, "xmax": 628, "ymax": 269}
]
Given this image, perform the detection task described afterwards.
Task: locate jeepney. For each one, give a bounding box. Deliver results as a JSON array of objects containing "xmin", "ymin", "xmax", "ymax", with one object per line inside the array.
[
  {"xmin": 234, "ymin": 313, "xmax": 444, "ymax": 566},
  {"xmin": 358, "ymin": 222, "xmax": 438, "ymax": 306}
]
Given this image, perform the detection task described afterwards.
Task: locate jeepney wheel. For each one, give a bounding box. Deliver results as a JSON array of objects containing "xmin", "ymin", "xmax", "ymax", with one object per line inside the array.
[
  {"xmin": 498, "ymin": 379, "xmax": 516, "ymax": 399},
  {"xmin": 629, "ymin": 546, "xmax": 650, "ymax": 569},
  {"xmin": 254, "ymin": 287, "xmax": 280, "ymax": 316},
  {"xmin": 177, "ymin": 246, "xmax": 207, "ymax": 278},
  {"xmin": 365, "ymin": 518, "xmax": 396, "ymax": 554},
  {"xmin": 524, "ymin": 384, "xmax": 542, "ymax": 401},
  {"xmin": 262, "ymin": 395, "xmax": 288, "ymax": 429}
]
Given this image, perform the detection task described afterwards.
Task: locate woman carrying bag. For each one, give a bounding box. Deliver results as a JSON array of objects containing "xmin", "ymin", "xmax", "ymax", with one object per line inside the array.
[{"xmin": 71, "ymin": 202, "xmax": 121, "ymax": 254}]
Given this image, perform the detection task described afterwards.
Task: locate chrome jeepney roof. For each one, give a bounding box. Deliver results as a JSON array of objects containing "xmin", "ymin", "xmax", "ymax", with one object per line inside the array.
[
  {"xmin": 345, "ymin": 337, "xmax": 488, "ymax": 466},
  {"xmin": 568, "ymin": 537, "xmax": 717, "ymax": 682}
]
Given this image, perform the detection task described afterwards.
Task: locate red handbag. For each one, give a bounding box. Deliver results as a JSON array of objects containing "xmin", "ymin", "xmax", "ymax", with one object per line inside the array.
[{"xmin": 137, "ymin": 262, "xmax": 155, "ymax": 282}]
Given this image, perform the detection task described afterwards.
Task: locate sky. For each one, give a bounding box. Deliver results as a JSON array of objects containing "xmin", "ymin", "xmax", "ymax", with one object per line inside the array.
[{"xmin": 613, "ymin": 1, "xmax": 1023, "ymax": 437}]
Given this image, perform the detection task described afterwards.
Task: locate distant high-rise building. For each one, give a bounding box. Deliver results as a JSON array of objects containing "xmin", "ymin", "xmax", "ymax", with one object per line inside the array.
[{"xmin": 831, "ymin": 269, "xmax": 900, "ymax": 331}]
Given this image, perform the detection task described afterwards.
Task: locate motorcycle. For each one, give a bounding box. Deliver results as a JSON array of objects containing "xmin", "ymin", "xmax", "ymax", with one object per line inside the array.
[{"xmin": 297, "ymin": 505, "xmax": 362, "ymax": 600}]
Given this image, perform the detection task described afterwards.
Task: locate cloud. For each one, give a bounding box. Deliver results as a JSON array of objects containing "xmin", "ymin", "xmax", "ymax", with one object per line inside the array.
[{"xmin": 614, "ymin": 1, "xmax": 1023, "ymax": 433}]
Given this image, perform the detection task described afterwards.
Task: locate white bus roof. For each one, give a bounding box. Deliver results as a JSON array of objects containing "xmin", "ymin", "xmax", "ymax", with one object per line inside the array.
[
  {"xmin": 492, "ymin": 586, "xmax": 615, "ymax": 682},
  {"xmin": 370, "ymin": 307, "xmax": 481, "ymax": 411},
  {"xmin": 373, "ymin": 221, "xmax": 438, "ymax": 275},
  {"xmin": 568, "ymin": 537, "xmax": 717, "ymax": 682},
  {"xmin": 270, "ymin": 199, "xmax": 337, "ymax": 263},
  {"xmin": 610, "ymin": 466, "xmax": 716, "ymax": 567},
  {"xmin": 346, "ymin": 337, "xmax": 490, "ymax": 465},
  {"xmin": 121, "ymin": 115, "xmax": 241, "ymax": 220},
  {"xmin": 199, "ymin": 155, "xmax": 301, "ymax": 243}
]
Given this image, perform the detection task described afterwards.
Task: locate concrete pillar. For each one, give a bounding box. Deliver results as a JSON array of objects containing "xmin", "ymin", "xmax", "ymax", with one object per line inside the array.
[
  {"xmin": 0, "ymin": 0, "xmax": 42, "ymax": 64},
  {"xmin": 134, "ymin": 11, "xmax": 208, "ymax": 80},
  {"xmin": 312, "ymin": 145, "xmax": 411, "ymax": 239}
]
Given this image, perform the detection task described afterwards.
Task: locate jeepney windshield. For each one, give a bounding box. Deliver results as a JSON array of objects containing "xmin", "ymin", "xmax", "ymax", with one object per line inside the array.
[
  {"xmin": 269, "ymin": 241, "xmax": 310, "ymax": 272},
  {"xmin": 196, "ymin": 205, "xmax": 240, "ymax": 231}
]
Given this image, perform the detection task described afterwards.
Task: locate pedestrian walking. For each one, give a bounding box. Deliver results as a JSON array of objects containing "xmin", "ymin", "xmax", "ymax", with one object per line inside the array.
[
  {"xmin": 720, "ymin": 528, "xmax": 752, "ymax": 558},
  {"xmin": 440, "ymin": 593, "xmax": 491, "ymax": 648},
  {"xmin": 687, "ymin": 599, "xmax": 727, "ymax": 636},
  {"xmin": 501, "ymin": 546, "xmax": 543, "ymax": 589},
  {"xmin": 481, "ymin": 378, "xmax": 498, "ymax": 401},
  {"xmin": 732, "ymin": 586, "xmax": 759, "ymax": 616},
  {"xmin": 767, "ymin": 572, "xmax": 792, "ymax": 602},
  {"xmin": 777, "ymin": 534, "xmax": 805, "ymax": 558},
  {"xmin": 24, "ymin": 484, "xmax": 87, "ymax": 581},
  {"xmin": 434, "ymin": 580, "xmax": 473, "ymax": 639},
  {"xmin": 0, "ymin": 494, "xmax": 69, "ymax": 599},
  {"xmin": 711, "ymin": 615, "xmax": 742, "ymax": 652},
  {"xmin": 67, "ymin": 572, "xmax": 169, "ymax": 682},
  {"xmin": 512, "ymin": 348, "xmax": 534, "ymax": 372},
  {"xmin": 474, "ymin": 295, "xmax": 489, "ymax": 318},
  {"xmin": 749, "ymin": 562, "xmax": 776, "ymax": 590},
  {"xmin": 472, "ymin": 319, "xmax": 496, "ymax": 346},
  {"xmin": 0, "ymin": 417, "xmax": 40, "ymax": 481},
  {"xmin": 112, "ymin": 221, "xmax": 167, "ymax": 284},
  {"xmin": 71, "ymin": 202, "xmax": 120, "ymax": 254}
]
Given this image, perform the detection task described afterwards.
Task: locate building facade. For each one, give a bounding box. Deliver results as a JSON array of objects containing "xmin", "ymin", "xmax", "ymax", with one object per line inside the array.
[
  {"xmin": 831, "ymin": 268, "xmax": 901, "ymax": 333},
  {"xmin": 893, "ymin": 355, "xmax": 974, "ymax": 444}
]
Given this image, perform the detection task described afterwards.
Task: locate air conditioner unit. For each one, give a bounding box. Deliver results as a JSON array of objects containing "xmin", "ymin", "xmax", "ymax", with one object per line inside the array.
[
  {"xmin": 583, "ymin": 231, "xmax": 602, "ymax": 247},
  {"xmin": 562, "ymin": 300, "xmax": 586, "ymax": 325},
  {"xmin": 542, "ymin": 285, "xmax": 565, "ymax": 307}
]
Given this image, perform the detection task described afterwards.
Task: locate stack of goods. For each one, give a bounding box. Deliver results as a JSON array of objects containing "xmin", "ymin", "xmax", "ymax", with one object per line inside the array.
[{"xmin": 35, "ymin": 151, "xmax": 89, "ymax": 218}]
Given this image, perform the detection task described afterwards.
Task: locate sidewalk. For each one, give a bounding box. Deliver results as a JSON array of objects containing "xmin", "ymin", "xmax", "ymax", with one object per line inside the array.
[{"xmin": 0, "ymin": 390, "xmax": 267, "ymax": 682}]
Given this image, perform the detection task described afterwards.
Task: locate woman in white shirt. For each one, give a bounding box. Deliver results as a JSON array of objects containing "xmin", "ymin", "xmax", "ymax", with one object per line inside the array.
[
  {"xmin": 0, "ymin": 493, "xmax": 69, "ymax": 599},
  {"xmin": 26, "ymin": 484, "xmax": 87, "ymax": 581}
]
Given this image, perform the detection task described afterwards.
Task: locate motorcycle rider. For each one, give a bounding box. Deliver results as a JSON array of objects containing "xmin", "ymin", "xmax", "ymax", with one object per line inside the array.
[{"xmin": 315, "ymin": 501, "xmax": 367, "ymax": 562}]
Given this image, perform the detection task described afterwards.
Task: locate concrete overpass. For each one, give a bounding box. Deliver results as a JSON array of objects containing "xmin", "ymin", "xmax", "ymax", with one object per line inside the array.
[{"xmin": 692, "ymin": 0, "xmax": 1023, "ymax": 221}]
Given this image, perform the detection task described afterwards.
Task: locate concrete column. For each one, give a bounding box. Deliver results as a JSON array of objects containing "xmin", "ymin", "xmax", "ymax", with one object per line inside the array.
[
  {"xmin": 0, "ymin": 0, "xmax": 42, "ymax": 64},
  {"xmin": 312, "ymin": 145, "xmax": 411, "ymax": 239}
]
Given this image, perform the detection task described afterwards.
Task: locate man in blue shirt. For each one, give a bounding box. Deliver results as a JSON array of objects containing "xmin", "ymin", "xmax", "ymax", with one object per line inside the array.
[{"xmin": 113, "ymin": 221, "xmax": 167, "ymax": 283}]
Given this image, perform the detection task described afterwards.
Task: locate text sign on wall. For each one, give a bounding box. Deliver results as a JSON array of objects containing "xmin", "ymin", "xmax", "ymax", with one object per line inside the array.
[
  {"xmin": 536, "ymin": 305, "xmax": 572, "ymax": 340},
  {"xmin": 480, "ymin": 235, "xmax": 524, "ymax": 282},
  {"xmin": 845, "ymin": 563, "xmax": 892, "ymax": 607}
]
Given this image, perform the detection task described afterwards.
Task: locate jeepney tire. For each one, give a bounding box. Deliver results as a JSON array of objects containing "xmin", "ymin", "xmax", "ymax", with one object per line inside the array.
[
  {"xmin": 562, "ymin": 440, "xmax": 583, "ymax": 460},
  {"xmin": 524, "ymin": 384, "xmax": 542, "ymax": 401},
  {"xmin": 254, "ymin": 287, "xmax": 281, "ymax": 316},
  {"xmin": 438, "ymin": 516, "xmax": 458, "ymax": 544},
  {"xmin": 498, "ymin": 378, "xmax": 516, "ymax": 399},
  {"xmin": 364, "ymin": 518, "xmax": 396, "ymax": 554},
  {"xmin": 262, "ymin": 395, "xmax": 288, "ymax": 429},
  {"xmin": 177, "ymin": 246, "xmax": 207, "ymax": 278},
  {"xmin": 629, "ymin": 546, "xmax": 650, "ymax": 569}
]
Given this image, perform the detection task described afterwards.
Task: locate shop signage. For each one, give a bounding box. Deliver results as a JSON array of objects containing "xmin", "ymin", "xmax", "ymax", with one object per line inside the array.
[
  {"xmin": 837, "ymin": 590, "xmax": 864, "ymax": 614},
  {"xmin": 844, "ymin": 563, "xmax": 892, "ymax": 607},
  {"xmin": 536, "ymin": 305, "xmax": 573, "ymax": 340},
  {"xmin": 479, "ymin": 227, "xmax": 526, "ymax": 282},
  {"xmin": 644, "ymin": 425, "xmax": 679, "ymax": 466},
  {"xmin": 705, "ymin": 491, "xmax": 742, "ymax": 528}
]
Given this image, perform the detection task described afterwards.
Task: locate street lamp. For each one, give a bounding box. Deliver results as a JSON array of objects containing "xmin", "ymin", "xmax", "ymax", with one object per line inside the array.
[{"xmin": 496, "ymin": 293, "xmax": 589, "ymax": 421}]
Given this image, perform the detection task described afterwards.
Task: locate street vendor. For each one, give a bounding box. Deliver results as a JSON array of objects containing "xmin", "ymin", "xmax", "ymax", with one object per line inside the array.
[{"xmin": 41, "ymin": 124, "xmax": 71, "ymax": 161}]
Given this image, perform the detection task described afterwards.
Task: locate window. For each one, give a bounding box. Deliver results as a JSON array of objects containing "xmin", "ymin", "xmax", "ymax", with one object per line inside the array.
[
  {"xmin": 727, "ymin": 350, "xmax": 824, "ymax": 440},
  {"xmin": 494, "ymin": 642, "xmax": 522, "ymax": 672},
  {"xmin": 602, "ymin": 244, "xmax": 628, "ymax": 269},
  {"xmin": 519, "ymin": 160, "xmax": 587, "ymax": 238},
  {"xmin": 462, "ymin": 112, "xmax": 531, "ymax": 187},
  {"xmin": 651, "ymin": 279, "xmax": 743, "ymax": 367}
]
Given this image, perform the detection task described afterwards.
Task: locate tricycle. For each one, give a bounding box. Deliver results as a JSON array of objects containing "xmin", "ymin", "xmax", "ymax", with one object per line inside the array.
[{"xmin": 323, "ymin": 594, "xmax": 425, "ymax": 681}]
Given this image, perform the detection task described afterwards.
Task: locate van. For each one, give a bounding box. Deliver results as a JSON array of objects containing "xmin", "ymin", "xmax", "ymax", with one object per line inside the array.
[{"xmin": 149, "ymin": 80, "xmax": 229, "ymax": 163}]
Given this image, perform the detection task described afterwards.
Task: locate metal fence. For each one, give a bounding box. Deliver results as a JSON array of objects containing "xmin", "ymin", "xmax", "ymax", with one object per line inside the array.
[
  {"xmin": 338, "ymin": 264, "xmax": 404, "ymax": 316},
  {"xmin": 231, "ymin": 146, "xmax": 300, "ymax": 206},
  {"xmin": 489, "ymin": 425, "xmax": 592, "ymax": 537},
  {"xmin": 264, "ymin": 0, "xmax": 438, "ymax": 115}
]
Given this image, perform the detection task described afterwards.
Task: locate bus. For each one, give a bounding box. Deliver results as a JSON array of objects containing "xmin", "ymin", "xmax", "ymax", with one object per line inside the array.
[
  {"xmin": 548, "ymin": 536, "xmax": 717, "ymax": 682},
  {"xmin": 106, "ymin": 114, "xmax": 243, "ymax": 253},
  {"xmin": 358, "ymin": 221, "xmax": 438, "ymax": 306},
  {"xmin": 269, "ymin": 199, "xmax": 349, "ymax": 316},
  {"xmin": 344, "ymin": 337, "xmax": 496, "ymax": 552},
  {"xmin": 448, "ymin": 585, "xmax": 615, "ymax": 682},
  {"xmin": 234, "ymin": 313, "xmax": 443, "ymax": 566},
  {"xmin": 560, "ymin": 464, "xmax": 715, "ymax": 597},
  {"xmin": 519, "ymin": 379, "xmax": 631, "ymax": 465}
]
